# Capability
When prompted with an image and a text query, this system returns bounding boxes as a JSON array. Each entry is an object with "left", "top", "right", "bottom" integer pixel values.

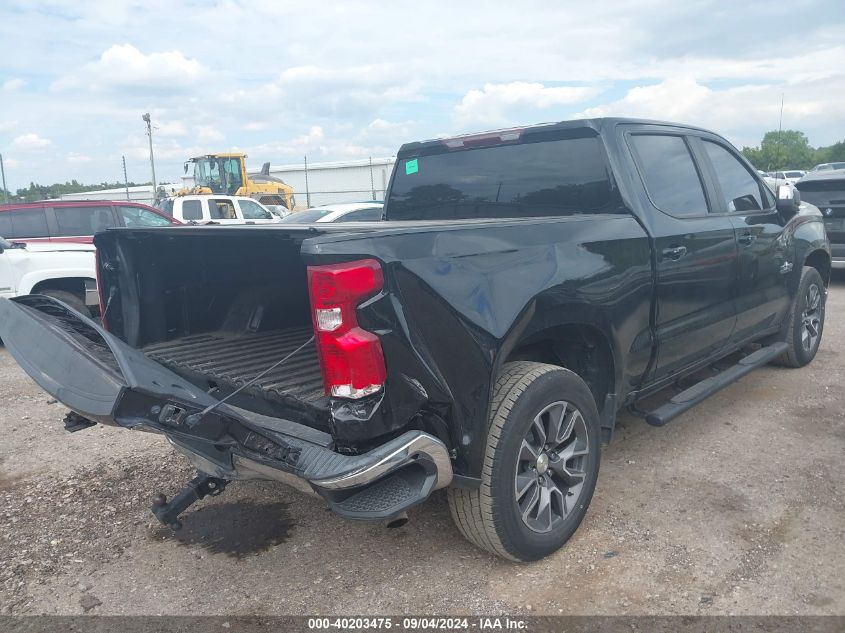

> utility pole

[
  {"left": 369, "top": 156, "right": 376, "bottom": 201},
  {"left": 122, "top": 156, "right": 130, "bottom": 200},
  {"left": 775, "top": 93, "right": 785, "bottom": 170},
  {"left": 304, "top": 155, "right": 311, "bottom": 208},
  {"left": 0, "top": 153, "right": 8, "bottom": 204},
  {"left": 142, "top": 113, "right": 157, "bottom": 198}
]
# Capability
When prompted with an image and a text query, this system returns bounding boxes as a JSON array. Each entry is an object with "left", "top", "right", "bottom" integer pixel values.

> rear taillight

[{"left": 307, "top": 259, "right": 387, "bottom": 399}]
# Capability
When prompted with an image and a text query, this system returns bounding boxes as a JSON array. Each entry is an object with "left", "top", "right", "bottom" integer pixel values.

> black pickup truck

[{"left": 0, "top": 118, "right": 830, "bottom": 562}]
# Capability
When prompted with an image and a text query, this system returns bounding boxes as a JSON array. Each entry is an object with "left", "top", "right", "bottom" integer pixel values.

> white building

[
  {"left": 59, "top": 157, "right": 397, "bottom": 209},
  {"left": 60, "top": 183, "right": 180, "bottom": 205},
  {"left": 179, "top": 157, "right": 396, "bottom": 208}
]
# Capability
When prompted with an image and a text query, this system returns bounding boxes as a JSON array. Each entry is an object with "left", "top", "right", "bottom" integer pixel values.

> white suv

[
  {"left": 0, "top": 237, "right": 98, "bottom": 316},
  {"left": 157, "top": 195, "right": 280, "bottom": 225}
]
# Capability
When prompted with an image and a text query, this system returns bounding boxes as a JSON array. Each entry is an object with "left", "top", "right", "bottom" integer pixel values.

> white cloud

[
  {"left": 2, "top": 78, "right": 25, "bottom": 91},
  {"left": 573, "top": 74, "right": 845, "bottom": 147},
  {"left": 194, "top": 125, "right": 224, "bottom": 143},
  {"left": 66, "top": 152, "right": 92, "bottom": 163},
  {"left": 53, "top": 44, "right": 206, "bottom": 91},
  {"left": 11, "top": 133, "right": 51, "bottom": 150},
  {"left": 3, "top": 158, "right": 22, "bottom": 168},
  {"left": 292, "top": 126, "right": 325, "bottom": 146},
  {"left": 455, "top": 82, "right": 603, "bottom": 127},
  {"left": 156, "top": 121, "right": 188, "bottom": 137}
]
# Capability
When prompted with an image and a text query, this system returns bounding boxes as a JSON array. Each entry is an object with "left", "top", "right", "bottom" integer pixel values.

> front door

[
  {"left": 698, "top": 139, "right": 792, "bottom": 343},
  {"left": 627, "top": 131, "right": 739, "bottom": 383}
]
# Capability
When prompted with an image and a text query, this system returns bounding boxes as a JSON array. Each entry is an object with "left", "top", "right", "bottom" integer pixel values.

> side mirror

[
  {"left": 0, "top": 237, "right": 25, "bottom": 253},
  {"left": 776, "top": 184, "right": 801, "bottom": 218},
  {"left": 184, "top": 162, "right": 189, "bottom": 174}
]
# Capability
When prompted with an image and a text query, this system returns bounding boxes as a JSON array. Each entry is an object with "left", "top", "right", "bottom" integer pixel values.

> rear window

[
  {"left": 280, "top": 208, "right": 334, "bottom": 223},
  {"left": 387, "top": 132, "right": 618, "bottom": 220},
  {"left": 796, "top": 179, "right": 845, "bottom": 193},
  {"left": 54, "top": 205, "right": 115, "bottom": 236},
  {"left": 0, "top": 208, "right": 50, "bottom": 238}
]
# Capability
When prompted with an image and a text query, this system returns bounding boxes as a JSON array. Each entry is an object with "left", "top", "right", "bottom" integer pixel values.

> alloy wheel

[
  {"left": 514, "top": 401, "right": 590, "bottom": 533},
  {"left": 801, "top": 283, "right": 823, "bottom": 352}
]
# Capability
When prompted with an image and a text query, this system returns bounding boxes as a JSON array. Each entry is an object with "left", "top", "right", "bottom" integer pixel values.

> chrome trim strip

[{"left": 309, "top": 432, "right": 453, "bottom": 491}]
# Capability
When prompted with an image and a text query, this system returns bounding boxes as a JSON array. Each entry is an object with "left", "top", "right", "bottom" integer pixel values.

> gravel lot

[{"left": 1, "top": 274, "right": 843, "bottom": 616}]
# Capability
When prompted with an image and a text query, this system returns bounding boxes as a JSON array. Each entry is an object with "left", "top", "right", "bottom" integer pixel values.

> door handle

[
  {"left": 738, "top": 233, "right": 757, "bottom": 246},
  {"left": 662, "top": 246, "right": 687, "bottom": 260}
]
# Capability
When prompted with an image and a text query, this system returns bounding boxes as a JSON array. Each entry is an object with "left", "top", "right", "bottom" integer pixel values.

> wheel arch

[
  {"left": 28, "top": 276, "right": 93, "bottom": 297},
  {"left": 804, "top": 248, "right": 831, "bottom": 286},
  {"left": 498, "top": 315, "right": 620, "bottom": 441}
]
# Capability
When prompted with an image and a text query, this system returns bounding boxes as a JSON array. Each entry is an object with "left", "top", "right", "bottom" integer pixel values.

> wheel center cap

[{"left": 536, "top": 453, "right": 549, "bottom": 475}]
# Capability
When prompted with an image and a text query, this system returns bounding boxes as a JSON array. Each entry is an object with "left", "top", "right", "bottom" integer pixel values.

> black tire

[
  {"left": 448, "top": 361, "right": 601, "bottom": 561},
  {"left": 39, "top": 289, "right": 91, "bottom": 317},
  {"left": 777, "top": 266, "right": 826, "bottom": 368}
]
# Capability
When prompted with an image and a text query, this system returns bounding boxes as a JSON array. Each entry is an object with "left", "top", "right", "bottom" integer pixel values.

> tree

[{"left": 741, "top": 130, "right": 814, "bottom": 171}]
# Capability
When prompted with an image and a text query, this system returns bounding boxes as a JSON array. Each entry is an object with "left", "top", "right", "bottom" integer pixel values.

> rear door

[
  {"left": 696, "top": 138, "right": 792, "bottom": 343},
  {"left": 626, "top": 129, "right": 739, "bottom": 382}
]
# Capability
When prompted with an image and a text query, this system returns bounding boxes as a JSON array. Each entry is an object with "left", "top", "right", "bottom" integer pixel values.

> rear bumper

[
  {"left": 171, "top": 427, "right": 453, "bottom": 519},
  {"left": 0, "top": 294, "right": 453, "bottom": 521}
]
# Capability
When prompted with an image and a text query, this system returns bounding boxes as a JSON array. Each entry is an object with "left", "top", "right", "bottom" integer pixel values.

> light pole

[
  {"left": 142, "top": 113, "right": 157, "bottom": 198},
  {"left": 0, "top": 153, "right": 8, "bottom": 204}
]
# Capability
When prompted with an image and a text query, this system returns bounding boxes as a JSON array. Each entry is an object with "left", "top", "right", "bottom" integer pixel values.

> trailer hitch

[{"left": 151, "top": 473, "right": 229, "bottom": 530}]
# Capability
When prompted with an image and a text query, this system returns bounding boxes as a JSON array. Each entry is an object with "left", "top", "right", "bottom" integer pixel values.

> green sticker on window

[{"left": 405, "top": 158, "right": 419, "bottom": 175}]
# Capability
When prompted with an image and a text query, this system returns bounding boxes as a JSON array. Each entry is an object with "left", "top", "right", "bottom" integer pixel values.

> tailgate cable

[{"left": 185, "top": 334, "right": 315, "bottom": 428}]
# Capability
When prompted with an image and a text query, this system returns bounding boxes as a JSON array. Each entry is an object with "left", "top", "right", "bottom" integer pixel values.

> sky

[{"left": 1, "top": 0, "right": 844, "bottom": 191}]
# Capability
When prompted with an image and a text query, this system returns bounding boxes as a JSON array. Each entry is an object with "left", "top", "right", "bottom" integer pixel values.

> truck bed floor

[{"left": 143, "top": 326, "right": 324, "bottom": 404}]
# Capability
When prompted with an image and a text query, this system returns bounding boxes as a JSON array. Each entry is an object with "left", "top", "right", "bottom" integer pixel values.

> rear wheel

[
  {"left": 777, "top": 266, "right": 826, "bottom": 367},
  {"left": 38, "top": 289, "right": 91, "bottom": 318},
  {"left": 448, "top": 361, "right": 601, "bottom": 561}
]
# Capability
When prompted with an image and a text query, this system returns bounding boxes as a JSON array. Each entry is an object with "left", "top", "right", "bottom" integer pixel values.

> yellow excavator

[{"left": 172, "top": 153, "right": 295, "bottom": 210}]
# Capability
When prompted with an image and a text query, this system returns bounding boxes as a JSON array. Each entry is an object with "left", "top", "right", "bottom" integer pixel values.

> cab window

[
  {"left": 54, "top": 206, "right": 114, "bottom": 236},
  {"left": 0, "top": 208, "right": 50, "bottom": 238},
  {"left": 210, "top": 199, "right": 237, "bottom": 219},
  {"left": 237, "top": 199, "right": 272, "bottom": 220},
  {"left": 629, "top": 134, "right": 709, "bottom": 216},
  {"left": 703, "top": 141, "right": 768, "bottom": 212},
  {"left": 181, "top": 200, "right": 203, "bottom": 221},
  {"left": 118, "top": 206, "right": 172, "bottom": 227}
]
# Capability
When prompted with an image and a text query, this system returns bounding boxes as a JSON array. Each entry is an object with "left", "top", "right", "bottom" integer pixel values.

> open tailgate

[{"left": 0, "top": 295, "right": 217, "bottom": 423}]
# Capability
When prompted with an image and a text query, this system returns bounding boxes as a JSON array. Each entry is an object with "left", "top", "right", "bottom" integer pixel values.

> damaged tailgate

[{"left": 0, "top": 294, "right": 218, "bottom": 423}]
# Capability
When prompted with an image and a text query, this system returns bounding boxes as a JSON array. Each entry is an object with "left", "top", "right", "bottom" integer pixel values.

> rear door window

[
  {"left": 0, "top": 213, "right": 13, "bottom": 238},
  {"left": 53, "top": 205, "right": 115, "bottom": 236},
  {"left": 181, "top": 200, "right": 203, "bottom": 221},
  {"left": 702, "top": 141, "right": 767, "bottom": 212},
  {"left": 629, "top": 134, "right": 709, "bottom": 216},
  {"left": 1, "top": 208, "right": 50, "bottom": 238},
  {"left": 210, "top": 198, "right": 237, "bottom": 220}
]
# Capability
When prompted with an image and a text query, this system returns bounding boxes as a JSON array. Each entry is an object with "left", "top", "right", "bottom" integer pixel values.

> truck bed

[{"left": 143, "top": 326, "right": 324, "bottom": 404}]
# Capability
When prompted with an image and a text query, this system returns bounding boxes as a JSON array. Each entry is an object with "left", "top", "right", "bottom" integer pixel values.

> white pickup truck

[{"left": 0, "top": 238, "right": 98, "bottom": 316}]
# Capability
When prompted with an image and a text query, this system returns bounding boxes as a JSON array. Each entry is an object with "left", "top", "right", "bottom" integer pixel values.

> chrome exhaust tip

[{"left": 385, "top": 511, "right": 409, "bottom": 529}]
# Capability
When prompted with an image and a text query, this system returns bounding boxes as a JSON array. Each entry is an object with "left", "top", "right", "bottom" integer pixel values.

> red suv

[{"left": 0, "top": 200, "right": 179, "bottom": 244}]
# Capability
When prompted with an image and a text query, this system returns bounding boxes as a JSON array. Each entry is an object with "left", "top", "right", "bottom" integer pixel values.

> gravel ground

[{"left": 1, "top": 274, "right": 843, "bottom": 616}]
